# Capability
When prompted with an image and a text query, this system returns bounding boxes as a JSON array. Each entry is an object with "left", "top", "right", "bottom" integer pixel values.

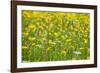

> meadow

[{"left": 22, "top": 10, "right": 90, "bottom": 62}]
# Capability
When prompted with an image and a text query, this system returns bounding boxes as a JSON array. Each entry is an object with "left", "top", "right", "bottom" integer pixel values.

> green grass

[{"left": 22, "top": 10, "right": 90, "bottom": 62}]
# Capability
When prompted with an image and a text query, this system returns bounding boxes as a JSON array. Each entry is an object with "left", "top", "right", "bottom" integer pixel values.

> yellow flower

[
  {"left": 28, "top": 24, "right": 36, "bottom": 30},
  {"left": 22, "top": 46, "right": 28, "bottom": 49},
  {"left": 54, "top": 32, "right": 58, "bottom": 36},
  {"left": 49, "top": 40, "right": 52, "bottom": 44},
  {"left": 23, "top": 32, "right": 28, "bottom": 36},
  {"left": 32, "top": 43, "right": 35, "bottom": 46},
  {"left": 27, "top": 14, "right": 32, "bottom": 18},
  {"left": 32, "top": 12, "right": 41, "bottom": 17},
  {"left": 49, "top": 23, "right": 54, "bottom": 29},
  {"left": 80, "top": 48, "right": 84, "bottom": 50},
  {"left": 83, "top": 16, "right": 90, "bottom": 24},
  {"left": 76, "top": 24, "right": 80, "bottom": 29},
  {"left": 67, "top": 13, "right": 76, "bottom": 20},
  {"left": 28, "top": 37, "right": 35, "bottom": 41},
  {"left": 59, "top": 13, "right": 65, "bottom": 16},
  {"left": 84, "top": 39, "right": 88, "bottom": 43},
  {"left": 23, "top": 11, "right": 32, "bottom": 18},
  {"left": 84, "top": 34, "right": 88, "bottom": 37},
  {"left": 66, "top": 39, "right": 72, "bottom": 42}
]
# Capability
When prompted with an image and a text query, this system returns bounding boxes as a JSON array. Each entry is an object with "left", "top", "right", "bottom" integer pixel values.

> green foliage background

[{"left": 22, "top": 10, "right": 90, "bottom": 62}]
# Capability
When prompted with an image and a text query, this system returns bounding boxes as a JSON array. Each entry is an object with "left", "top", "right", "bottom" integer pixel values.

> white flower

[{"left": 73, "top": 51, "right": 81, "bottom": 55}]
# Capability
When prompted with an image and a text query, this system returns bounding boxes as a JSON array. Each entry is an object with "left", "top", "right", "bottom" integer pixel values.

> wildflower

[
  {"left": 67, "top": 13, "right": 76, "bottom": 20},
  {"left": 28, "top": 24, "right": 36, "bottom": 30},
  {"left": 83, "top": 16, "right": 90, "bottom": 24},
  {"left": 32, "top": 12, "right": 40, "bottom": 17},
  {"left": 49, "top": 40, "right": 52, "bottom": 44},
  {"left": 49, "top": 23, "right": 54, "bottom": 29},
  {"left": 23, "top": 11, "right": 32, "bottom": 18},
  {"left": 54, "top": 32, "right": 58, "bottom": 36},
  {"left": 73, "top": 51, "right": 81, "bottom": 55},
  {"left": 84, "top": 34, "right": 88, "bottom": 37},
  {"left": 32, "top": 43, "right": 35, "bottom": 46},
  {"left": 76, "top": 24, "right": 80, "bottom": 29},
  {"left": 28, "top": 37, "right": 35, "bottom": 41},
  {"left": 36, "top": 45, "right": 42, "bottom": 48},
  {"left": 83, "top": 39, "right": 88, "bottom": 43},
  {"left": 22, "top": 46, "right": 28, "bottom": 49},
  {"left": 59, "top": 13, "right": 65, "bottom": 16},
  {"left": 23, "top": 32, "right": 28, "bottom": 36},
  {"left": 80, "top": 48, "right": 84, "bottom": 50}
]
